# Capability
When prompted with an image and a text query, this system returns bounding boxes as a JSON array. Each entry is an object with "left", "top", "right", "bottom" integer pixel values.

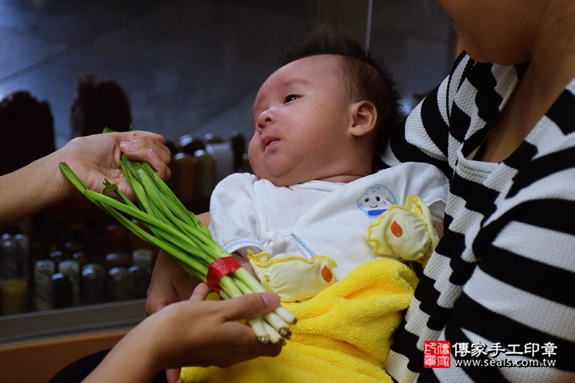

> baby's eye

[{"left": 284, "top": 95, "right": 299, "bottom": 103}]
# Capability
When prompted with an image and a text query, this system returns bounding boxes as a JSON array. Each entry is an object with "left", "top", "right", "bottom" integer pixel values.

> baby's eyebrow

[
  {"left": 252, "top": 77, "right": 310, "bottom": 113},
  {"left": 281, "top": 77, "right": 309, "bottom": 88},
  {"left": 275, "top": 77, "right": 311, "bottom": 97}
]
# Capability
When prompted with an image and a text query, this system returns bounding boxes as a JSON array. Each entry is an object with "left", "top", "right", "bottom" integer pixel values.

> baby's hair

[{"left": 276, "top": 27, "right": 403, "bottom": 171}]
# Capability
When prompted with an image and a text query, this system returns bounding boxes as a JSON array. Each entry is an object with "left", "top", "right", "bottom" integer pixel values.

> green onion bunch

[{"left": 59, "top": 155, "right": 296, "bottom": 344}]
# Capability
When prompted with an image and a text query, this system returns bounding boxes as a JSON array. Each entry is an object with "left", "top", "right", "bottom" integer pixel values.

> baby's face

[{"left": 249, "top": 55, "right": 358, "bottom": 186}]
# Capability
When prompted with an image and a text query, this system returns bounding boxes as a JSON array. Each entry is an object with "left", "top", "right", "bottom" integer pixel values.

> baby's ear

[{"left": 349, "top": 100, "right": 377, "bottom": 137}]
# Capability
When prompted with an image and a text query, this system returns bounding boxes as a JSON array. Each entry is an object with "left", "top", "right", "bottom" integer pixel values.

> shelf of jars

[{"left": 0, "top": 131, "right": 248, "bottom": 343}]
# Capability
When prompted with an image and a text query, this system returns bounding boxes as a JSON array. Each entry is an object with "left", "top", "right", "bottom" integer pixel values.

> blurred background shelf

[{"left": 0, "top": 0, "right": 455, "bottom": 148}]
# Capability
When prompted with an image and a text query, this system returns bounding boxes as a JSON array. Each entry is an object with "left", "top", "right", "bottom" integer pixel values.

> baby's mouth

[{"left": 263, "top": 136, "right": 279, "bottom": 148}]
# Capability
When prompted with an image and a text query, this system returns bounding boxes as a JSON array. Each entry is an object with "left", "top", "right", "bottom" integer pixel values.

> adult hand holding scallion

[{"left": 60, "top": 151, "right": 296, "bottom": 345}]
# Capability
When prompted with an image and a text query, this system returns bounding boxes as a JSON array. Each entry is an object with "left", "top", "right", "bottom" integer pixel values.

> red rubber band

[{"left": 206, "top": 256, "right": 242, "bottom": 293}]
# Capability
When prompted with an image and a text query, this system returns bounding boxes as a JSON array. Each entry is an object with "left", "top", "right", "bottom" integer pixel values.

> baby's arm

[{"left": 145, "top": 212, "right": 211, "bottom": 315}]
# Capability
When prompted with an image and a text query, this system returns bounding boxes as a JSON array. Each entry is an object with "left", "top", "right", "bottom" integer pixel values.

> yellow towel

[{"left": 180, "top": 258, "right": 417, "bottom": 383}]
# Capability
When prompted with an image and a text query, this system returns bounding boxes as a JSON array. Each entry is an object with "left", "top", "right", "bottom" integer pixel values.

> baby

[
  {"left": 207, "top": 31, "right": 446, "bottom": 290},
  {"left": 179, "top": 30, "right": 448, "bottom": 382}
]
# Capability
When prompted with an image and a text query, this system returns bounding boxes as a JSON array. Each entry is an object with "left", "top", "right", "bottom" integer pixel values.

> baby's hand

[
  {"left": 247, "top": 251, "right": 337, "bottom": 302},
  {"left": 367, "top": 194, "right": 439, "bottom": 266}
]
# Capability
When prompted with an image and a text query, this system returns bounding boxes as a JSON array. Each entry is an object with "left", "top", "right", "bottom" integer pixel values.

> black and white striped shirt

[{"left": 382, "top": 53, "right": 575, "bottom": 382}]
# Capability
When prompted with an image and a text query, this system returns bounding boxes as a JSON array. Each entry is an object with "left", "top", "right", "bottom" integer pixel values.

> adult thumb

[{"left": 222, "top": 292, "right": 281, "bottom": 321}]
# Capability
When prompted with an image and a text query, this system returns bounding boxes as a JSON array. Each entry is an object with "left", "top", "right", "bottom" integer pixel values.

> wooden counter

[{"left": 0, "top": 329, "right": 129, "bottom": 383}]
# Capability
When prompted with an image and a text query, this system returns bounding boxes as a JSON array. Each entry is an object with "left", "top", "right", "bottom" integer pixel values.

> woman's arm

[
  {"left": 84, "top": 284, "right": 282, "bottom": 383},
  {"left": 0, "top": 131, "right": 170, "bottom": 229}
]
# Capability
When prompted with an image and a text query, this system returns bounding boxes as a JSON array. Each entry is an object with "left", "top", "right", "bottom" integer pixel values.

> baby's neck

[
  {"left": 314, "top": 172, "right": 369, "bottom": 184},
  {"left": 264, "top": 166, "right": 372, "bottom": 187}
]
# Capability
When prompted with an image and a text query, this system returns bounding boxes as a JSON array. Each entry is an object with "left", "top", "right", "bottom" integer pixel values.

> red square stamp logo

[{"left": 423, "top": 340, "right": 451, "bottom": 368}]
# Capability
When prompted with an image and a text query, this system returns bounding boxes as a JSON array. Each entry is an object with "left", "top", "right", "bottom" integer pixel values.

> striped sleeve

[
  {"left": 430, "top": 159, "right": 575, "bottom": 382},
  {"left": 383, "top": 53, "right": 575, "bottom": 382}
]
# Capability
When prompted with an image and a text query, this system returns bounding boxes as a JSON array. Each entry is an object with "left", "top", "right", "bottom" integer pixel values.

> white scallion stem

[
  {"left": 219, "top": 275, "right": 243, "bottom": 299},
  {"left": 233, "top": 277, "right": 253, "bottom": 295},
  {"left": 231, "top": 276, "right": 292, "bottom": 338},
  {"left": 234, "top": 268, "right": 266, "bottom": 293},
  {"left": 274, "top": 306, "right": 297, "bottom": 325},
  {"left": 262, "top": 311, "right": 291, "bottom": 338},
  {"left": 219, "top": 290, "right": 230, "bottom": 300},
  {"left": 249, "top": 318, "right": 270, "bottom": 344},
  {"left": 262, "top": 321, "right": 285, "bottom": 345},
  {"left": 233, "top": 267, "right": 297, "bottom": 325}
]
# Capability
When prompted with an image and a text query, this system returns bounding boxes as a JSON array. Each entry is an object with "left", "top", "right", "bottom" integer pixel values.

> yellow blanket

[{"left": 180, "top": 258, "right": 417, "bottom": 383}]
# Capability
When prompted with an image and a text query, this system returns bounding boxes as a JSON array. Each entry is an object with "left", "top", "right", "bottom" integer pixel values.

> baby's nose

[{"left": 256, "top": 109, "right": 273, "bottom": 131}]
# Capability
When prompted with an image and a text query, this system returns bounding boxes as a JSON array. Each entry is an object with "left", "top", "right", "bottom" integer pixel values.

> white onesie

[{"left": 208, "top": 162, "right": 448, "bottom": 280}]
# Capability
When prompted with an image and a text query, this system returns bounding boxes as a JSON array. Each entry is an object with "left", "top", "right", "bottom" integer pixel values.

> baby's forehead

[
  {"left": 279, "top": 54, "right": 346, "bottom": 75},
  {"left": 253, "top": 55, "right": 349, "bottom": 110},
  {"left": 262, "top": 55, "right": 346, "bottom": 90}
]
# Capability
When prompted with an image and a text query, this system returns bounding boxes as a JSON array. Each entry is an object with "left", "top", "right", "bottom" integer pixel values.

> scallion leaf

[{"left": 59, "top": 153, "right": 296, "bottom": 344}]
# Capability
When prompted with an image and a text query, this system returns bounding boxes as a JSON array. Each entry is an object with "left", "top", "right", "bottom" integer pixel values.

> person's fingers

[
  {"left": 144, "top": 146, "right": 172, "bottom": 180},
  {"left": 119, "top": 133, "right": 171, "bottom": 179},
  {"left": 189, "top": 283, "right": 211, "bottom": 302},
  {"left": 248, "top": 340, "right": 283, "bottom": 358},
  {"left": 165, "top": 368, "right": 181, "bottom": 383},
  {"left": 219, "top": 292, "right": 281, "bottom": 321},
  {"left": 122, "top": 130, "right": 166, "bottom": 143},
  {"left": 120, "top": 138, "right": 170, "bottom": 162}
]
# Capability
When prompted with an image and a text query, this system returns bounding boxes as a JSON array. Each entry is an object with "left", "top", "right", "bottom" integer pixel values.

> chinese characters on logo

[
  {"left": 423, "top": 341, "right": 558, "bottom": 369},
  {"left": 424, "top": 340, "right": 451, "bottom": 368}
]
